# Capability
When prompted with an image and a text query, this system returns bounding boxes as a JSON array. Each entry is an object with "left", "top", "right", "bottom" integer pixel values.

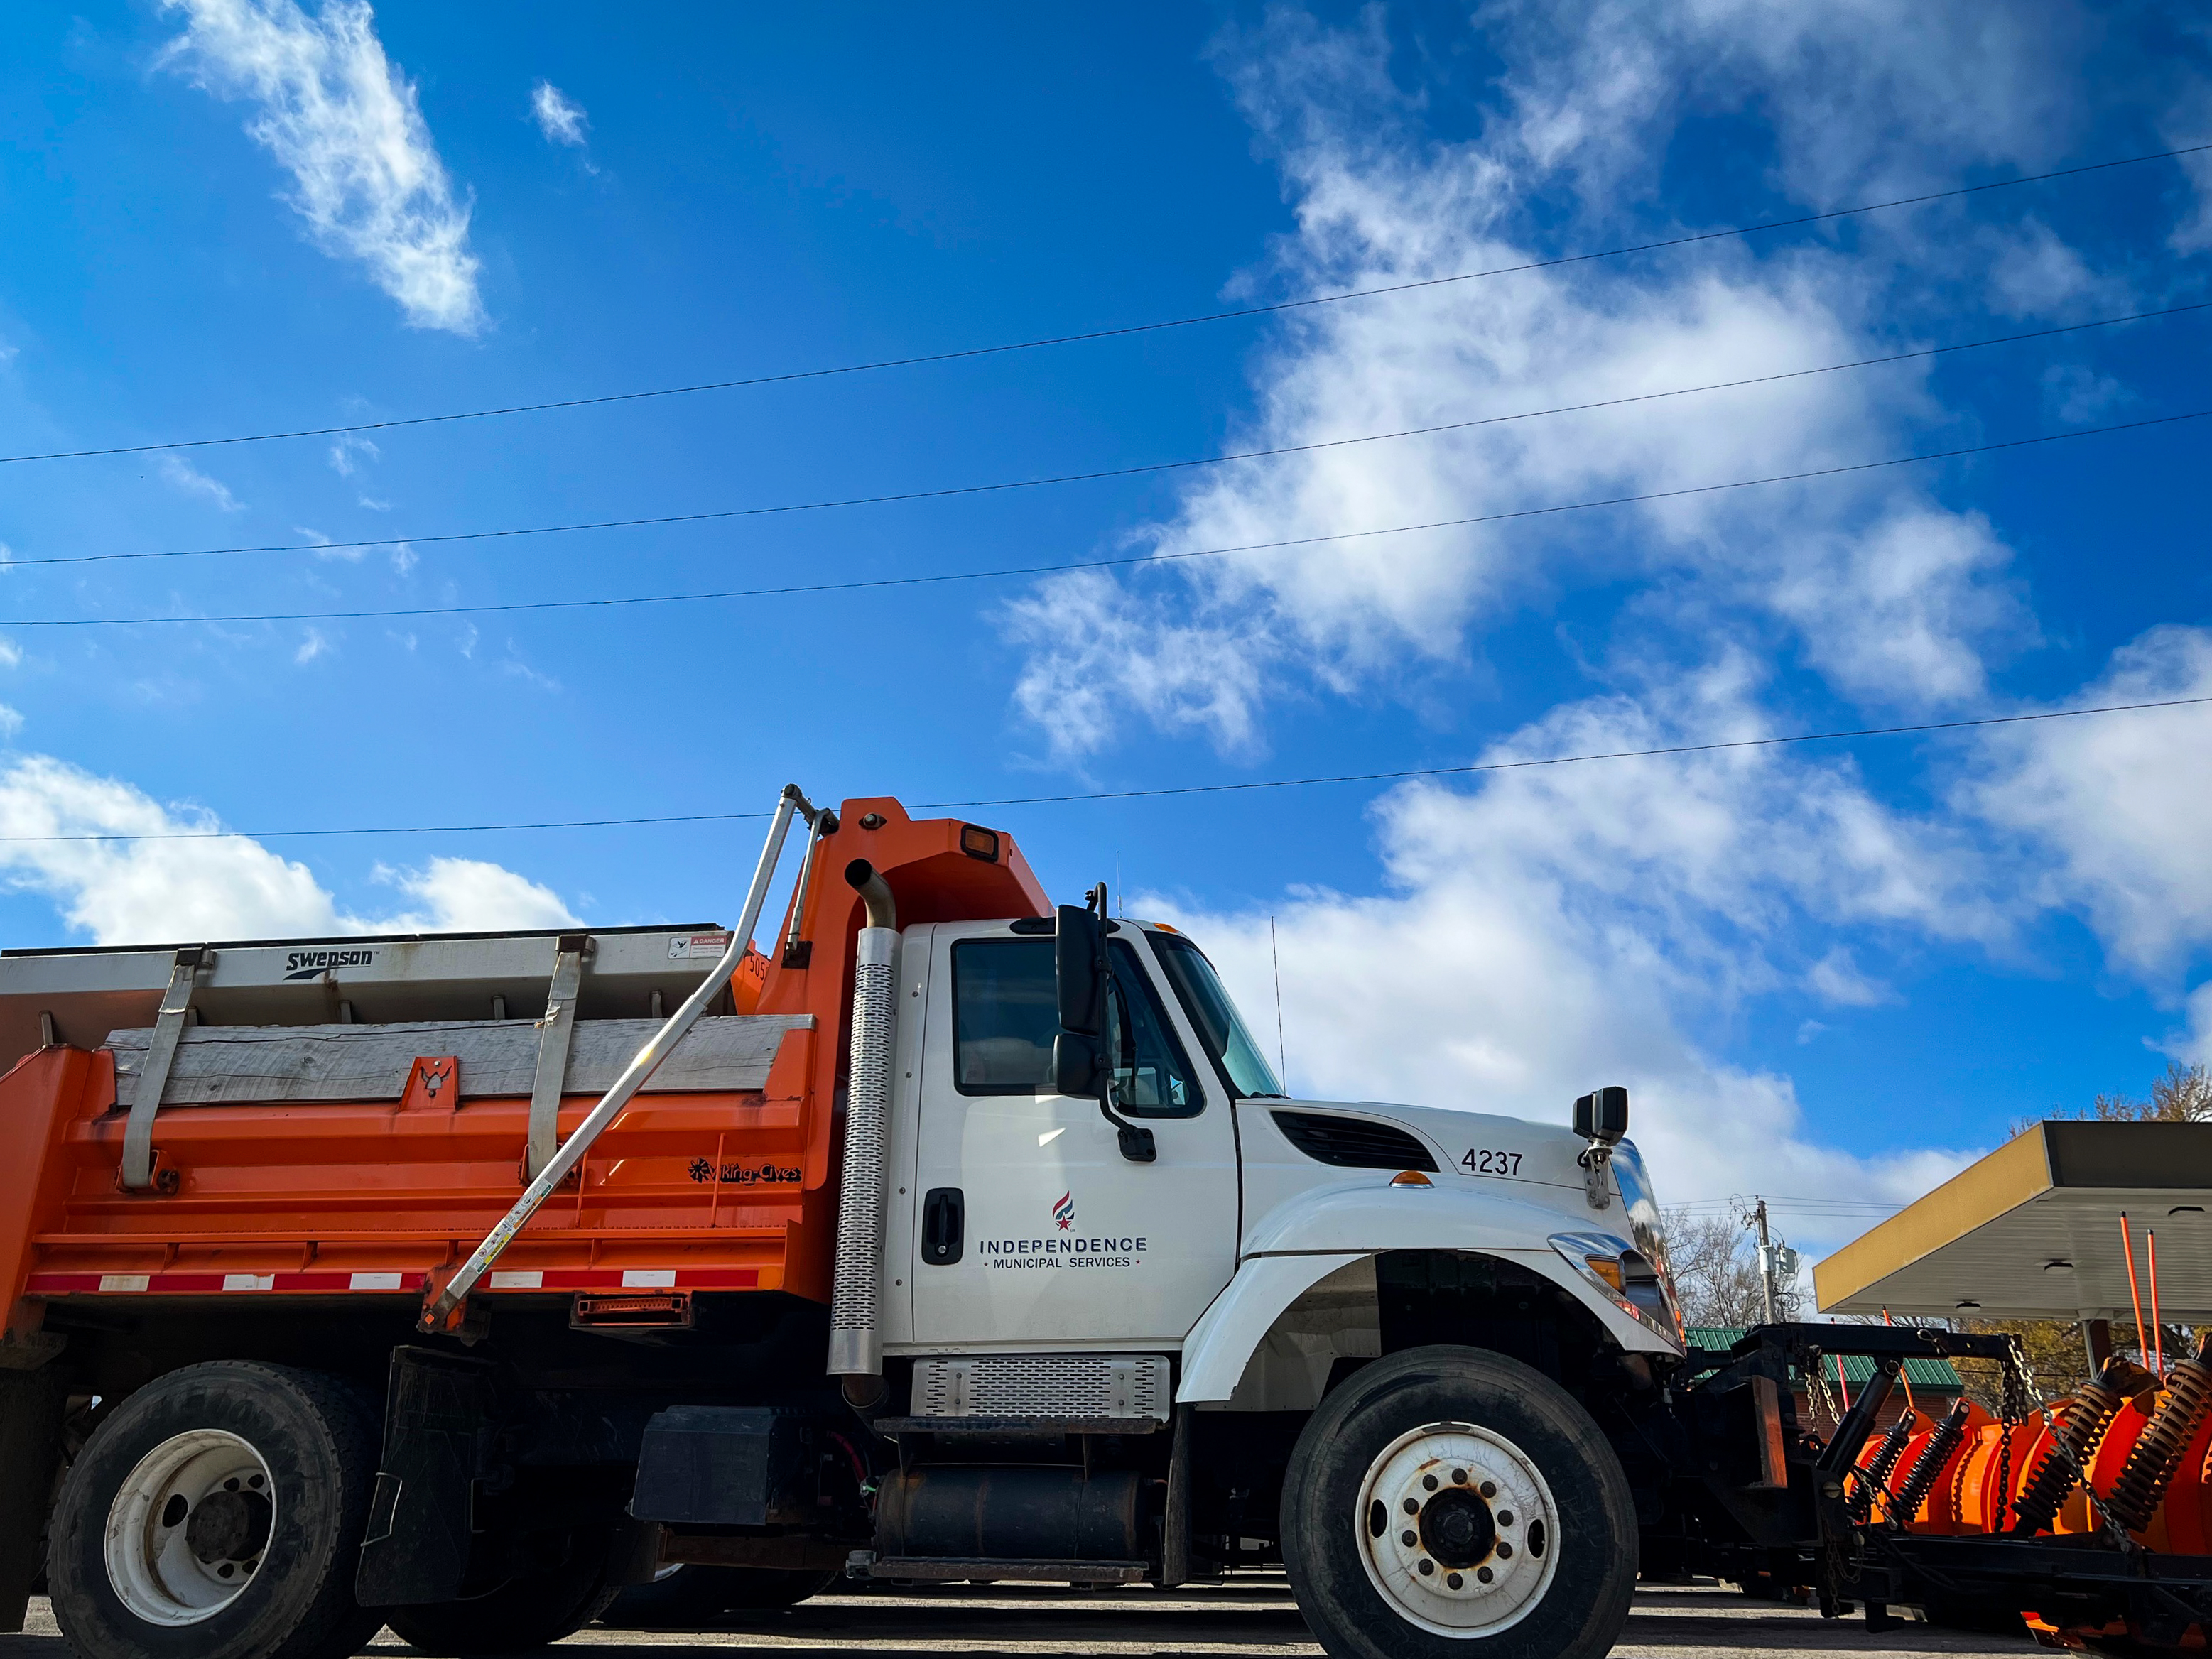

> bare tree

[
  {"left": 2014, "top": 1062, "right": 2212, "bottom": 1136},
  {"left": 1663, "top": 1208, "right": 1767, "bottom": 1328}
]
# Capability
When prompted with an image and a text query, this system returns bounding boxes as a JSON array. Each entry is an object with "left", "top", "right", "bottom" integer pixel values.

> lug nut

[
  {"left": 1497, "top": 1541, "right": 1514, "bottom": 1560},
  {"left": 1452, "top": 1467, "right": 1468, "bottom": 1484},
  {"left": 1497, "top": 1509, "right": 1513, "bottom": 1525},
  {"left": 1480, "top": 1481, "right": 1497, "bottom": 1498},
  {"left": 1478, "top": 1566, "right": 1495, "bottom": 1583},
  {"left": 1402, "top": 1530, "right": 1418, "bottom": 1546},
  {"left": 1423, "top": 1474, "right": 1438, "bottom": 1491},
  {"left": 1447, "top": 1572, "right": 1465, "bottom": 1589},
  {"left": 1404, "top": 1498, "right": 1419, "bottom": 1515},
  {"left": 1418, "top": 1559, "right": 1436, "bottom": 1576}
]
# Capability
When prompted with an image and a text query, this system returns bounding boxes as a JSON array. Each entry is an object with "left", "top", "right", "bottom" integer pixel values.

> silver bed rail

[{"left": 420, "top": 783, "right": 817, "bottom": 1332}]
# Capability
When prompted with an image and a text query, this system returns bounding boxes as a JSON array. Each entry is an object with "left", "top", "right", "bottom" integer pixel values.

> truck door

[{"left": 906, "top": 921, "right": 1238, "bottom": 1349}]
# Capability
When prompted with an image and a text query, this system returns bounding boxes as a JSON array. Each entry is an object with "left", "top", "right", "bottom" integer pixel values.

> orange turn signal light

[
  {"left": 1583, "top": 1255, "right": 1625, "bottom": 1290},
  {"left": 1389, "top": 1170, "right": 1433, "bottom": 1187}
]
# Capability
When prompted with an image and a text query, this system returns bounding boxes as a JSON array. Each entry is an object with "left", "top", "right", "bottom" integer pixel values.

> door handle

[{"left": 921, "top": 1187, "right": 964, "bottom": 1266}]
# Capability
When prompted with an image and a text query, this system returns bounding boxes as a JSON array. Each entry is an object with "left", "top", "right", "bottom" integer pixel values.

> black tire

[
  {"left": 46, "top": 1362, "right": 383, "bottom": 1659},
  {"left": 379, "top": 1528, "right": 620, "bottom": 1654},
  {"left": 600, "top": 1562, "right": 838, "bottom": 1627},
  {"left": 1281, "top": 1345, "right": 1637, "bottom": 1659}
]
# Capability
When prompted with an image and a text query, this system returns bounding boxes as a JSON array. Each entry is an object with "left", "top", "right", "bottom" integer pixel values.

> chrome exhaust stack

[{"left": 828, "top": 859, "right": 899, "bottom": 1400}]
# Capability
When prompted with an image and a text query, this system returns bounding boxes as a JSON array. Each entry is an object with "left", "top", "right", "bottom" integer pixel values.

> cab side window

[
  {"left": 948, "top": 935, "right": 1204, "bottom": 1116},
  {"left": 1106, "top": 940, "right": 1203, "bottom": 1117},
  {"left": 951, "top": 939, "right": 1057, "bottom": 1094}
]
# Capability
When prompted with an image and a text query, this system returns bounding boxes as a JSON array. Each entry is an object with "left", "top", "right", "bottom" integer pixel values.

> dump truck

[{"left": 0, "top": 785, "right": 2157, "bottom": 1659}]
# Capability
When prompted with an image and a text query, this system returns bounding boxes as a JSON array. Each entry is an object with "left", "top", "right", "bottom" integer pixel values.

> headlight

[
  {"left": 1607, "top": 1140, "right": 1685, "bottom": 1336},
  {"left": 1549, "top": 1232, "right": 1682, "bottom": 1347}
]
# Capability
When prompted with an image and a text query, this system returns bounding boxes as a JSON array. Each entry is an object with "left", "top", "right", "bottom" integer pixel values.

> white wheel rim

[
  {"left": 1354, "top": 1420, "right": 1561, "bottom": 1639},
  {"left": 102, "top": 1429, "right": 276, "bottom": 1626}
]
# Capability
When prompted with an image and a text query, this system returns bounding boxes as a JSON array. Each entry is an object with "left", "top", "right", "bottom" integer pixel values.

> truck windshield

[{"left": 1147, "top": 930, "right": 1286, "bottom": 1099}]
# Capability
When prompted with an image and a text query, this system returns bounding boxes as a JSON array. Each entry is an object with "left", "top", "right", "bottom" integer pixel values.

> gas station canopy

[{"left": 1816, "top": 1121, "right": 2212, "bottom": 1322}]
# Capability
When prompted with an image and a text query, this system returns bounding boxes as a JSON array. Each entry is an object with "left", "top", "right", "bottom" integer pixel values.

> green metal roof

[{"left": 1684, "top": 1327, "right": 1964, "bottom": 1390}]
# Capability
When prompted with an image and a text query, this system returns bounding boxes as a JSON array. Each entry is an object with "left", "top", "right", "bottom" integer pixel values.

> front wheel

[{"left": 1281, "top": 1345, "right": 1637, "bottom": 1659}]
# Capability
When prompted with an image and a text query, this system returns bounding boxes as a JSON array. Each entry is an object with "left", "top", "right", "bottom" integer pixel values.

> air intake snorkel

[{"left": 828, "top": 859, "right": 899, "bottom": 1408}]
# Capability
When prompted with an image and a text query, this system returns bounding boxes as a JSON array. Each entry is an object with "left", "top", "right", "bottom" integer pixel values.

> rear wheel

[
  {"left": 1281, "top": 1346, "right": 1637, "bottom": 1659},
  {"left": 379, "top": 1528, "right": 620, "bottom": 1654},
  {"left": 45, "top": 1362, "right": 381, "bottom": 1659}
]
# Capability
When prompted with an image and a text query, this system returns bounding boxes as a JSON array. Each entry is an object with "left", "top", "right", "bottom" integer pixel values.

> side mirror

[
  {"left": 1053, "top": 1032, "right": 1103, "bottom": 1100},
  {"left": 1573, "top": 1085, "right": 1629, "bottom": 1146},
  {"left": 1055, "top": 903, "right": 1105, "bottom": 1036}
]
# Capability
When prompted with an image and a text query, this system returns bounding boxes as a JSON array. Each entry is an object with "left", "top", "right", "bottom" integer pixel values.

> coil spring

[
  {"left": 1853, "top": 1414, "right": 1919, "bottom": 1520},
  {"left": 1893, "top": 1400, "right": 1972, "bottom": 1521},
  {"left": 2107, "top": 1349, "right": 2212, "bottom": 1533},
  {"left": 2010, "top": 1358, "right": 2154, "bottom": 1536}
]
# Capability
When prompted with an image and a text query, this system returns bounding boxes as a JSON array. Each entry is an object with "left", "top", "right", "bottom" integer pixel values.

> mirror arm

[{"left": 1087, "top": 883, "right": 1156, "bottom": 1164}]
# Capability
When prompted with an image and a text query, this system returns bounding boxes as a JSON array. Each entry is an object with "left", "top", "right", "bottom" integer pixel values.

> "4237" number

[{"left": 1460, "top": 1148, "right": 1522, "bottom": 1176}]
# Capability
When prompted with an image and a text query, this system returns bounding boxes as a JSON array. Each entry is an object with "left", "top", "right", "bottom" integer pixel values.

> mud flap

[
  {"left": 355, "top": 1347, "right": 502, "bottom": 1607},
  {"left": 0, "top": 1366, "right": 67, "bottom": 1633}
]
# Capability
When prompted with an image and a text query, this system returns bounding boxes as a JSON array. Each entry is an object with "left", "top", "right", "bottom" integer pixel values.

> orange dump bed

[{"left": 0, "top": 798, "right": 1047, "bottom": 1355}]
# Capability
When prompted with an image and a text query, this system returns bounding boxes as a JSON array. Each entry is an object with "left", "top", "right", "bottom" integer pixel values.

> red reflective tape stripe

[{"left": 28, "top": 1265, "right": 759, "bottom": 1295}]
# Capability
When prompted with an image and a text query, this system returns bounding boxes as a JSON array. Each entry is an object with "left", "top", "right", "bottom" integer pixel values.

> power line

[
  {"left": 10, "top": 402, "right": 2208, "bottom": 628},
  {"left": 4, "top": 141, "right": 2203, "bottom": 471},
  {"left": 7, "top": 304, "right": 2208, "bottom": 582},
  {"left": 6, "top": 692, "right": 2205, "bottom": 844}
]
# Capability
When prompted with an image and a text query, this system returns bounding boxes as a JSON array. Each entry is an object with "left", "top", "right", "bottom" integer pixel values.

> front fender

[{"left": 1179, "top": 1182, "right": 1681, "bottom": 1403}]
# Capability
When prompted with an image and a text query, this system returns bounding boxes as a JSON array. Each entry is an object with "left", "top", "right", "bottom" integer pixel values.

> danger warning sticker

[{"left": 668, "top": 932, "right": 732, "bottom": 962}]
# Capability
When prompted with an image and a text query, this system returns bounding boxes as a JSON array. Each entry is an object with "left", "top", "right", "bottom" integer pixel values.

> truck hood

[{"left": 1292, "top": 1098, "right": 1605, "bottom": 1219}]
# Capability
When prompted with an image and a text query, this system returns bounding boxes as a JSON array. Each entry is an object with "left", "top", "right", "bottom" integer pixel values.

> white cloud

[
  {"left": 375, "top": 858, "right": 579, "bottom": 932},
  {"left": 159, "top": 453, "right": 246, "bottom": 511},
  {"left": 0, "top": 753, "right": 578, "bottom": 943},
  {"left": 1967, "top": 626, "right": 2212, "bottom": 977},
  {"left": 2042, "top": 362, "right": 2129, "bottom": 425},
  {"left": 531, "top": 80, "right": 587, "bottom": 147},
  {"left": 2178, "top": 982, "right": 2212, "bottom": 1067},
  {"left": 0, "top": 636, "right": 21, "bottom": 668},
  {"left": 386, "top": 538, "right": 415, "bottom": 573},
  {"left": 327, "top": 430, "right": 379, "bottom": 476},
  {"left": 294, "top": 627, "right": 330, "bottom": 663},
  {"left": 1983, "top": 219, "right": 2123, "bottom": 320},
  {"left": 499, "top": 649, "right": 558, "bottom": 693},
  {"left": 162, "top": 0, "right": 484, "bottom": 334},
  {"left": 1807, "top": 947, "right": 1891, "bottom": 1007},
  {"left": 1141, "top": 697, "right": 1986, "bottom": 1231},
  {"left": 0, "top": 705, "right": 23, "bottom": 739},
  {"left": 1002, "top": 9, "right": 2078, "bottom": 760}
]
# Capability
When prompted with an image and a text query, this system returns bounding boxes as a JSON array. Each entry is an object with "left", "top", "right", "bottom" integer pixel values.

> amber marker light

[{"left": 1389, "top": 1170, "right": 1433, "bottom": 1187}]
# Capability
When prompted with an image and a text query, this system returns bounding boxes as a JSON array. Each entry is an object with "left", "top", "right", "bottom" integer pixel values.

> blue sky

[{"left": 1, "top": 1, "right": 2208, "bottom": 1255}]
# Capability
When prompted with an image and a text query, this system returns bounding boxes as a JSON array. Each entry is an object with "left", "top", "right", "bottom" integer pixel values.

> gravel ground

[{"left": 4, "top": 1579, "right": 2037, "bottom": 1658}]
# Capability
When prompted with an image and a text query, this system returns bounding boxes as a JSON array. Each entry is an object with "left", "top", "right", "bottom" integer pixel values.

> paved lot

[{"left": 5, "top": 1580, "right": 2034, "bottom": 1658}]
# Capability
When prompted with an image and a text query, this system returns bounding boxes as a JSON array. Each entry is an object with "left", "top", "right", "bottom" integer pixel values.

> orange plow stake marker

[{"left": 2122, "top": 1212, "right": 2148, "bottom": 1366}]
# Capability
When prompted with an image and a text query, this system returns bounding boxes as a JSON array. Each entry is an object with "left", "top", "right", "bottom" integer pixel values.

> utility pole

[{"left": 1752, "top": 1198, "right": 1778, "bottom": 1325}]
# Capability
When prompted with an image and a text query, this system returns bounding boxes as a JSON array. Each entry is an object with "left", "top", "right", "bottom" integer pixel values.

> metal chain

[
  {"left": 1995, "top": 1338, "right": 2022, "bottom": 1531},
  {"left": 1810, "top": 1350, "right": 1843, "bottom": 1435},
  {"left": 2008, "top": 1332, "right": 2133, "bottom": 1548}
]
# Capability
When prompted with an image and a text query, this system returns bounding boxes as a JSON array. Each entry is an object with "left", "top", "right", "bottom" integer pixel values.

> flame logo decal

[{"left": 1053, "top": 1191, "right": 1075, "bottom": 1231}]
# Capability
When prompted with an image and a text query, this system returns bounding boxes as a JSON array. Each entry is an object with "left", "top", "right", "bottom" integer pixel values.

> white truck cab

[{"left": 884, "top": 915, "right": 1681, "bottom": 1379}]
